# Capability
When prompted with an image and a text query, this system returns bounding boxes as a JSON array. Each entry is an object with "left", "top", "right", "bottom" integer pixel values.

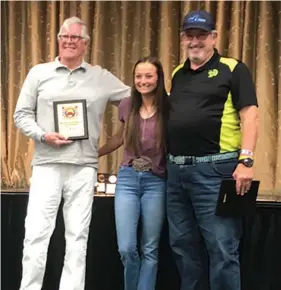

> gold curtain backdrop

[{"left": 1, "top": 1, "right": 281, "bottom": 200}]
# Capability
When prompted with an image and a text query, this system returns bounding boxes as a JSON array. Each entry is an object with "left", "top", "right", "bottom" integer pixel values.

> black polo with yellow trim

[{"left": 167, "top": 49, "right": 258, "bottom": 156}]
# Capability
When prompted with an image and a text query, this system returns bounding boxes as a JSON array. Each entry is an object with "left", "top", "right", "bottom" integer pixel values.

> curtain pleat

[{"left": 1, "top": 1, "right": 280, "bottom": 199}]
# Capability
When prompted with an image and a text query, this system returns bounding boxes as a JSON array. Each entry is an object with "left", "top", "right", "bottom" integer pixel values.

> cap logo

[{"left": 188, "top": 14, "right": 206, "bottom": 23}]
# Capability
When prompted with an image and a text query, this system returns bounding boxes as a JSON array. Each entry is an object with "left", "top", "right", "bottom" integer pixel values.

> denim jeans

[
  {"left": 166, "top": 158, "right": 242, "bottom": 290},
  {"left": 115, "top": 166, "right": 166, "bottom": 290}
]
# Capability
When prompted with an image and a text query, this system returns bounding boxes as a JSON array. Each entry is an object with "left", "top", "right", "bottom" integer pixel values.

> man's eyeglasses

[
  {"left": 58, "top": 34, "right": 85, "bottom": 42},
  {"left": 184, "top": 32, "right": 211, "bottom": 41}
]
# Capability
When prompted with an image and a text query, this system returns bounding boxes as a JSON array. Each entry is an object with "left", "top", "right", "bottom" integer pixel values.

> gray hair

[{"left": 57, "top": 16, "right": 90, "bottom": 42}]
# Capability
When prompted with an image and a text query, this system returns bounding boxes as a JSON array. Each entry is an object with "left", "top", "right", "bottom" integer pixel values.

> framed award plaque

[{"left": 53, "top": 99, "right": 89, "bottom": 140}]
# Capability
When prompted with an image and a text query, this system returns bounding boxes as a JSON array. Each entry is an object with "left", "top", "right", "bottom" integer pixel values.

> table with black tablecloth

[{"left": 1, "top": 193, "right": 281, "bottom": 290}]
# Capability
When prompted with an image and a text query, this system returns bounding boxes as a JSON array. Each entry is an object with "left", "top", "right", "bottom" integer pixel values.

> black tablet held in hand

[{"left": 216, "top": 179, "right": 260, "bottom": 218}]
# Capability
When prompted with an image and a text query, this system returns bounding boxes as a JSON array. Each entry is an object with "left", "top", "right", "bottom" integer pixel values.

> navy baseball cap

[{"left": 181, "top": 10, "right": 215, "bottom": 32}]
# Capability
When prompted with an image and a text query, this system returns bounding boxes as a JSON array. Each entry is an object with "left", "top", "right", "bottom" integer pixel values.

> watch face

[{"left": 241, "top": 158, "right": 254, "bottom": 167}]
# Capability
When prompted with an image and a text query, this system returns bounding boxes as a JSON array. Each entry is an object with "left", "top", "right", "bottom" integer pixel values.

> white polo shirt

[{"left": 14, "top": 58, "right": 131, "bottom": 168}]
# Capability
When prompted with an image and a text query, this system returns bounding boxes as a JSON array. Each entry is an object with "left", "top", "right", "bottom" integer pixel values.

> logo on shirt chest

[{"left": 208, "top": 69, "right": 219, "bottom": 78}]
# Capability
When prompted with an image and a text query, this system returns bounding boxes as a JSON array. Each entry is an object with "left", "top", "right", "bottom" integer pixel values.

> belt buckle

[
  {"left": 185, "top": 156, "right": 193, "bottom": 165},
  {"left": 172, "top": 155, "right": 194, "bottom": 165},
  {"left": 132, "top": 158, "right": 152, "bottom": 172}
]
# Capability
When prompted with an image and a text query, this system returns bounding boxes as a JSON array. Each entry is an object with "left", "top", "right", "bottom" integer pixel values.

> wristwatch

[
  {"left": 40, "top": 133, "right": 46, "bottom": 144},
  {"left": 238, "top": 157, "right": 254, "bottom": 168}
]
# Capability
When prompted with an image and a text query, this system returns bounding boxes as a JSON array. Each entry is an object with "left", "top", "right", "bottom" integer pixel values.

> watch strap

[{"left": 239, "top": 155, "right": 254, "bottom": 161}]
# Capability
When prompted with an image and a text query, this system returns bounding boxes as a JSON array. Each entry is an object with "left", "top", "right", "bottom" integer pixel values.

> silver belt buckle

[{"left": 132, "top": 157, "right": 152, "bottom": 172}]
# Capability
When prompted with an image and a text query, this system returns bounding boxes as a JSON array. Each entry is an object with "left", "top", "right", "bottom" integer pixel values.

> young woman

[{"left": 98, "top": 56, "right": 168, "bottom": 290}]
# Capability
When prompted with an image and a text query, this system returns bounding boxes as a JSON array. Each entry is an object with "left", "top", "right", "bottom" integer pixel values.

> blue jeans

[
  {"left": 115, "top": 166, "right": 166, "bottom": 290},
  {"left": 166, "top": 158, "right": 242, "bottom": 290}
]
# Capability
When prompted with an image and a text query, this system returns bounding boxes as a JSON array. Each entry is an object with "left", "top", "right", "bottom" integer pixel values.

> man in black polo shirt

[{"left": 166, "top": 10, "right": 259, "bottom": 290}]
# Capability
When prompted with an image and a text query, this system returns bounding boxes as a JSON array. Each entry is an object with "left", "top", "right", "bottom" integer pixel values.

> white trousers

[{"left": 19, "top": 163, "right": 97, "bottom": 290}]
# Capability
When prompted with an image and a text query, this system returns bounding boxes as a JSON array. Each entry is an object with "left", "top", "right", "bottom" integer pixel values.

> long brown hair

[{"left": 124, "top": 56, "right": 169, "bottom": 155}]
